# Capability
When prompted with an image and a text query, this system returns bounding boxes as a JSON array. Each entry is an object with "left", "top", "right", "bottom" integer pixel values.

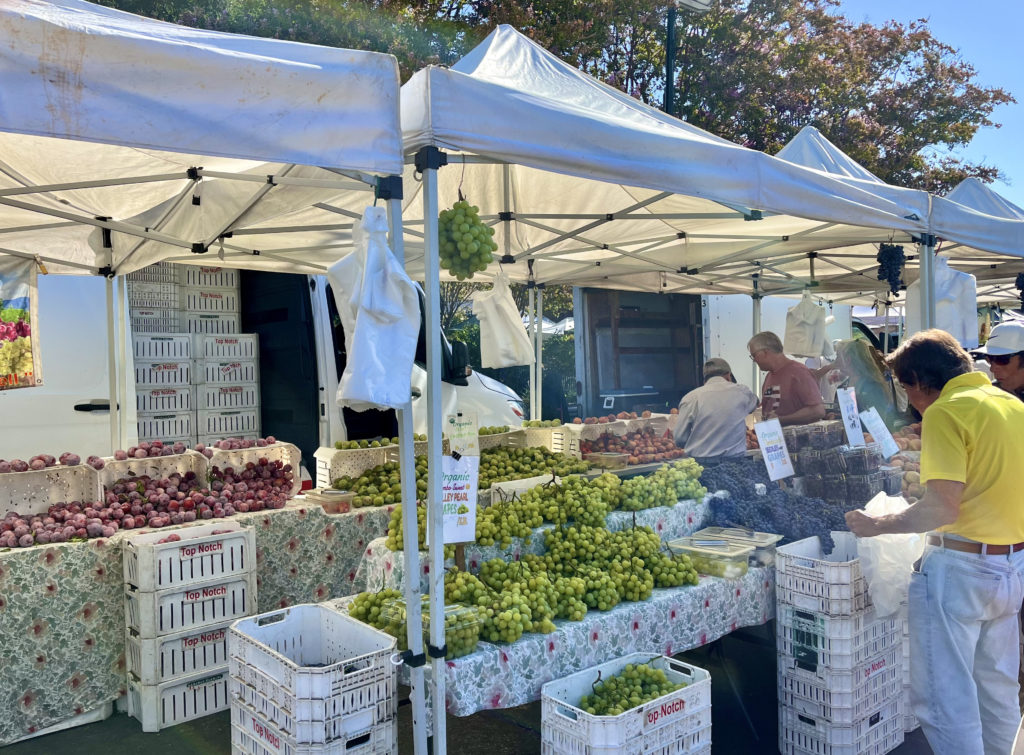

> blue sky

[{"left": 836, "top": 1, "right": 1024, "bottom": 209}]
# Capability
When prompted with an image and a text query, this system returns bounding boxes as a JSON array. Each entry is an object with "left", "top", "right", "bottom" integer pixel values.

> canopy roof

[{"left": 0, "top": 0, "right": 403, "bottom": 275}]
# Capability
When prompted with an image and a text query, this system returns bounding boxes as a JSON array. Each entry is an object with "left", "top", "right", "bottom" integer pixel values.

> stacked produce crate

[
  {"left": 228, "top": 603, "right": 399, "bottom": 754},
  {"left": 122, "top": 522, "right": 257, "bottom": 732},
  {"left": 776, "top": 535, "right": 905, "bottom": 755},
  {"left": 193, "top": 333, "right": 261, "bottom": 447},
  {"left": 133, "top": 334, "right": 195, "bottom": 446}
]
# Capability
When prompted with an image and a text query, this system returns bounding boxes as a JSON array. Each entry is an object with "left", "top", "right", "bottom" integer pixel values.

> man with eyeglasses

[
  {"left": 747, "top": 331, "right": 825, "bottom": 426},
  {"left": 846, "top": 329, "right": 1024, "bottom": 755},
  {"left": 972, "top": 320, "right": 1024, "bottom": 401}
]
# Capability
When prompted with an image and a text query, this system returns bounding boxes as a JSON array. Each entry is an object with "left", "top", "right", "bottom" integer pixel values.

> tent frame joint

[
  {"left": 375, "top": 176, "right": 403, "bottom": 201},
  {"left": 744, "top": 210, "right": 763, "bottom": 221},
  {"left": 414, "top": 147, "right": 447, "bottom": 173}
]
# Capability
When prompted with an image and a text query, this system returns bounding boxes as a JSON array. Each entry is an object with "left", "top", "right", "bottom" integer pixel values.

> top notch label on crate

[
  {"left": 643, "top": 696, "right": 687, "bottom": 730},
  {"left": 179, "top": 540, "right": 224, "bottom": 559},
  {"left": 218, "top": 386, "right": 244, "bottom": 394},
  {"left": 248, "top": 715, "right": 282, "bottom": 752},
  {"left": 149, "top": 388, "right": 180, "bottom": 396},
  {"left": 199, "top": 291, "right": 226, "bottom": 300},
  {"left": 199, "top": 267, "right": 223, "bottom": 274},
  {"left": 186, "top": 671, "right": 226, "bottom": 689},
  {"left": 864, "top": 656, "right": 887, "bottom": 679},
  {"left": 184, "top": 584, "right": 228, "bottom": 602},
  {"left": 214, "top": 338, "right": 239, "bottom": 345},
  {"left": 219, "top": 362, "right": 242, "bottom": 374},
  {"left": 180, "top": 627, "right": 226, "bottom": 651}
]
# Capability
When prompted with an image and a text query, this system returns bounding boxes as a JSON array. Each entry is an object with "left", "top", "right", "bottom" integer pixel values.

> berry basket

[
  {"left": 193, "top": 333, "right": 259, "bottom": 360},
  {"left": 132, "top": 334, "right": 192, "bottom": 360},
  {"left": 126, "top": 619, "right": 233, "bottom": 685},
  {"left": 125, "top": 573, "right": 257, "bottom": 638},
  {"left": 230, "top": 702, "right": 396, "bottom": 755},
  {"left": 0, "top": 463, "right": 103, "bottom": 516},
  {"left": 127, "top": 667, "right": 231, "bottom": 732},
  {"left": 228, "top": 604, "right": 397, "bottom": 743},
  {"left": 776, "top": 534, "right": 871, "bottom": 616},
  {"left": 123, "top": 521, "right": 255, "bottom": 591},
  {"left": 541, "top": 653, "right": 711, "bottom": 755}
]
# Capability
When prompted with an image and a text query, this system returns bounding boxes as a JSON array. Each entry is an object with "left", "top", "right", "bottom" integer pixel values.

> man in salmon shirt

[
  {"left": 846, "top": 329, "right": 1024, "bottom": 755},
  {"left": 747, "top": 331, "right": 825, "bottom": 425}
]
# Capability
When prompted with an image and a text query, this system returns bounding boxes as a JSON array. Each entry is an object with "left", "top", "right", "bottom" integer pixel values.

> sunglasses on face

[{"left": 987, "top": 353, "right": 1018, "bottom": 366}]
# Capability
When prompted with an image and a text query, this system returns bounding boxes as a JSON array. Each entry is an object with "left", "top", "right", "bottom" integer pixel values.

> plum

[
  {"left": 87, "top": 456, "right": 105, "bottom": 470},
  {"left": 11, "top": 460, "right": 29, "bottom": 472},
  {"left": 114, "top": 449, "right": 128, "bottom": 461},
  {"left": 18, "top": 534, "right": 35, "bottom": 547}
]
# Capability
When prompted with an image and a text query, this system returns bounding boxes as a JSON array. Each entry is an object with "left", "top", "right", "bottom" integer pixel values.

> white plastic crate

[
  {"left": 126, "top": 620, "right": 233, "bottom": 685},
  {"left": 523, "top": 426, "right": 571, "bottom": 454},
  {"left": 778, "top": 645, "right": 901, "bottom": 693},
  {"left": 477, "top": 429, "right": 527, "bottom": 451},
  {"left": 777, "top": 605, "right": 903, "bottom": 673},
  {"left": 0, "top": 464, "right": 103, "bottom": 516},
  {"left": 125, "top": 573, "right": 257, "bottom": 638},
  {"left": 137, "top": 386, "right": 193, "bottom": 413},
  {"left": 779, "top": 662, "right": 903, "bottom": 726},
  {"left": 194, "top": 333, "right": 259, "bottom": 360},
  {"left": 127, "top": 667, "right": 231, "bottom": 732},
  {"left": 542, "top": 725, "right": 711, "bottom": 755},
  {"left": 228, "top": 604, "right": 397, "bottom": 704},
  {"left": 207, "top": 442, "right": 302, "bottom": 499},
  {"left": 128, "top": 281, "right": 180, "bottom": 309},
  {"left": 133, "top": 334, "right": 192, "bottom": 360},
  {"left": 131, "top": 308, "right": 183, "bottom": 333},
  {"left": 98, "top": 450, "right": 208, "bottom": 492},
  {"left": 127, "top": 262, "right": 178, "bottom": 284},
  {"left": 776, "top": 534, "right": 871, "bottom": 616},
  {"left": 230, "top": 703, "right": 397, "bottom": 755},
  {"left": 198, "top": 408, "right": 261, "bottom": 437},
  {"left": 313, "top": 447, "right": 388, "bottom": 488},
  {"left": 135, "top": 359, "right": 191, "bottom": 387},
  {"left": 182, "top": 287, "right": 240, "bottom": 313},
  {"left": 138, "top": 412, "right": 194, "bottom": 441},
  {"left": 541, "top": 653, "right": 711, "bottom": 755},
  {"left": 123, "top": 521, "right": 256, "bottom": 591},
  {"left": 902, "top": 685, "right": 918, "bottom": 733},
  {"left": 199, "top": 433, "right": 260, "bottom": 450},
  {"left": 185, "top": 312, "right": 240, "bottom": 334},
  {"left": 181, "top": 265, "right": 240, "bottom": 289},
  {"left": 196, "top": 382, "right": 260, "bottom": 410},
  {"left": 196, "top": 358, "right": 259, "bottom": 385},
  {"left": 779, "top": 698, "right": 904, "bottom": 755}
]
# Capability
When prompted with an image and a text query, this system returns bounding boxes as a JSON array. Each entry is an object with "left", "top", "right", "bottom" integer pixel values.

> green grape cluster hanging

[{"left": 438, "top": 199, "right": 498, "bottom": 280}]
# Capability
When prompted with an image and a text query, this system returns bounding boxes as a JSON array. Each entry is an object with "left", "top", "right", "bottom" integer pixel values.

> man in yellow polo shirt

[{"left": 847, "top": 329, "right": 1024, "bottom": 755}]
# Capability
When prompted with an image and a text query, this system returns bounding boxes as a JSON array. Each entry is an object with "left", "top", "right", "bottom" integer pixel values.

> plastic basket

[
  {"left": 779, "top": 698, "right": 903, "bottom": 755},
  {"left": 313, "top": 447, "right": 388, "bottom": 489},
  {"left": 778, "top": 645, "right": 901, "bottom": 695},
  {"left": 135, "top": 359, "right": 191, "bottom": 387},
  {"left": 193, "top": 333, "right": 259, "bottom": 360},
  {"left": 131, "top": 309, "right": 183, "bottom": 333},
  {"left": 477, "top": 429, "right": 527, "bottom": 451},
  {"left": 98, "top": 450, "right": 208, "bottom": 493},
  {"left": 776, "top": 534, "right": 871, "bottom": 616},
  {"left": 196, "top": 382, "right": 260, "bottom": 410},
  {"left": 524, "top": 426, "right": 571, "bottom": 454},
  {"left": 182, "top": 287, "right": 240, "bottom": 313},
  {"left": 137, "top": 386, "right": 192, "bottom": 413},
  {"left": 197, "top": 408, "right": 261, "bottom": 437},
  {"left": 541, "top": 653, "right": 711, "bottom": 754},
  {"left": 127, "top": 262, "right": 178, "bottom": 284},
  {"left": 180, "top": 266, "right": 240, "bottom": 289},
  {"left": 230, "top": 703, "right": 397, "bottom": 755},
  {"left": 127, "top": 667, "right": 231, "bottom": 732},
  {"left": 199, "top": 433, "right": 260, "bottom": 450},
  {"left": 779, "top": 661, "right": 903, "bottom": 726},
  {"left": 128, "top": 281, "right": 180, "bottom": 309},
  {"left": 195, "top": 359, "right": 259, "bottom": 385},
  {"left": 207, "top": 442, "right": 302, "bottom": 499},
  {"left": 123, "top": 521, "right": 255, "bottom": 591},
  {"left": 126, "top": 620, "right": 233, "bottom": 685},
  {"left": 133, "top": 334, "right": 192, "bottom": 360},
  {"left": 777, "top": 605, "right": 903, "bottom": 674},
  {"left": 667, "top": 537, "right": 754, "bottom": 580},
  {"left": 137, "top": 412, "right": 194, "bottom": 441},
  {"left": 185, "top": 312, "right": 240, "bottom": 335},
  {"left": 125, "top": 573, "right": 257, "bottom": 638},
  {"left": 0, "top": 464, "right": 103, "bottom": 516},
  {"left": 691, "top": 527, "right": 783, "bottom": 568}
]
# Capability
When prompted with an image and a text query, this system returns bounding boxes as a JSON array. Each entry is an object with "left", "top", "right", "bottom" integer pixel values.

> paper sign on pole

[
  {"left": 754, "top": 418, "right": 794, "bottom": 481},
  {"left": 859, "top": 407, "right": 900, "bottom": 459},
  {"left": 446, "top": 412, "right": 479, "bottom": 456},
  {"left": 441, "top": 454, "right": 478, "bottom": 543},
  {"left": 836, "top": 387, "right": 866, "bottom": 447}
]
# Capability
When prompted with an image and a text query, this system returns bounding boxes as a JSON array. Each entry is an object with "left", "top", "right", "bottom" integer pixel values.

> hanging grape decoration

[
  {"left": 438, "top": 194, "right": 498, "bottom": 280},
  {"left": 876, "top": 243, "right": 905, "bottom": 295}
]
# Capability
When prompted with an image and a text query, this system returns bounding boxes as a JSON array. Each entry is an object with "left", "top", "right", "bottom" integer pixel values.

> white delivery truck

[{"left": 0, "top": 271, "right": 524, "bottom": 469}]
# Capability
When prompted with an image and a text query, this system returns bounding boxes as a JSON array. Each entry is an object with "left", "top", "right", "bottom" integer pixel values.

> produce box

[
  {"left": 180, "top": 265, "right": 239, "bottom": 289},
  {"left": 181, "top": 287, "right": 240, "bottom": 313},
  {"left": 778, "top": 697, "right": 903, "bottom": 755},
  {"left": 206, "top": 442, "right": 302, "bottom": 500},
  {"left": 194, "top": 358, "right": 258, "bottom": 385},
  {"left": 128, "top": 281, "right": 179, "bottom": 309},
  {"left": 137, "top": 411, "right": 194, "bottom": 442},
  {"left": 134, "top": 358, "right": 191, "bottom": 387},
  {"left": 197, "top": 408, "right": 260, "bottom": 438},
  {"left": 126, "top": 620, "right": 233, "bottom": 685},
  {"left": 230, "top": 702, "right": 396, "bottom": 755},
  {"left": 127, "top": 667, "right": 231, "bottom": 732},
  {"left": 137, "top": 386, "right": 192, "bottom": 414},
  {"left": 582, "top": 452, "right": 629, "bottom": 470},
  {"left": 192, "top": 333, "right": 258, "bottom": 360},
  {"left": 776, "top": 604, "right": 902, "bottom": 674},
  {"left": 195, "top": 382, "right": 259, "bottom": 410},
  {"left": 667, "top": 536, "right": 754, "bottom": 579},
  {"left": 123, "top": 521, "right": 255, "bottom": 591},
  {"left": 132, "top": 333, "right": 192, "bottom": 360},
  {"left": 690, "top": 526, "right": 783, "bottom": 567},
  {"left": 380, "top": 598, "right": 484, "bottom": 659},
  {"left": 0, "top": 464, "right": 103, "bottom": 517},
  {"left": 183, "top": 311, "right": 239, "bottom": 335},
  {"left": 776, "top": 534, "right": 871, "bottom": 616},
  {"left": 125, "top": 573, "right": 257, "bottom": 638}
]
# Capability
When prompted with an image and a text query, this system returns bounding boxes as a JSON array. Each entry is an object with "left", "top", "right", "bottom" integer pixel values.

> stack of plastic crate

[
  {"left": 776, "top": 534, "right": 905, "bottom": 755},
  {"left": 179, "top": 266, "right": 241, "bottom": 336},
  {"left": 123, "top": 522, "right": 257, "bottom": 732},
  {"left": 128, "top": 262, "right": 182, "bottom": 334},
  {"left": 133, "top": 333, "right": 195, "bottom": 446},
  {"left": 192, "top": 333, "right": 261, "bottom": 448},
  {"left": 228, "top": 603, "right": 399, "bottom": 754}
]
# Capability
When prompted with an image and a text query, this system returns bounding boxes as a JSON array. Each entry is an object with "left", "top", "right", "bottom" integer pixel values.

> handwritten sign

[
  {"left": 836, "top": 387, "right": 866, "bottom": 447},
  {"left": 445, "top": 412, "right": 479, "bottom": 456},
  {"left": 754, "top": 418, "right": 794, "bottom": 481},
  {"left": 441, "top": 454, "right": 478, "bottom": 543},
  {"left": 859, "top": 407, "right": 899, "bottom": 459}
]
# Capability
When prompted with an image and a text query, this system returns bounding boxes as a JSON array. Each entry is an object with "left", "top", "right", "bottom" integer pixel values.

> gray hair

[
  {"left": 703, "top": 357, "right": 732, "bottom": 380},
  {"left": 748, "top": 331, "right": 784, "bottom": 354}
]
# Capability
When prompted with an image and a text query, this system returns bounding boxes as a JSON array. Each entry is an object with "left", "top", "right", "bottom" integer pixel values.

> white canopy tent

[{"left": 0, "top": 2, "right": 432, "bottom": 751}]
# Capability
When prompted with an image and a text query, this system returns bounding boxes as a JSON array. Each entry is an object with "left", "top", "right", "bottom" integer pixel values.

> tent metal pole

[
  {"left": 536, "top": 285, "right": 544, "bottom": 419},
  {"left": 752, "top": 276, "right": 762, "bottom": 393},
  {"left": 919, "top": 235, "right": 936, "bottom": 329},
  {"left": 416, "top": 149, "right": 447, "bottom": 754},
  {"left": 105, "top": 276, "right": 119, "bottom": 453},
  {"left": 385, "top": 185, "right": 429, "bottom": 755},
  {"left": 528, "top": 286, "right": 536, "bottom": 419},
  {"left": 116, "top": 276, "right": 130, "bottom": 448}
]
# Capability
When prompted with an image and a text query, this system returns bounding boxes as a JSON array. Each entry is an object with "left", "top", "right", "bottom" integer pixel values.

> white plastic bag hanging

[
  {"left": 855, "top": 492, "right": 926, "bottom": 617},
  {"left": 471, "top": 270, "right": 535, "bottom": 368},
  {"left": 327, "top": 207, "right": 419, "bottom": 411}
]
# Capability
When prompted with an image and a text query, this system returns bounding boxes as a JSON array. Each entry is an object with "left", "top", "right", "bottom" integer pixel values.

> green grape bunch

[
  {"left": 577, "top": 663, "right": 687, "bottom": 717},
  {"left": 438, "top": 199, "right": 498, "bottom": 280}
]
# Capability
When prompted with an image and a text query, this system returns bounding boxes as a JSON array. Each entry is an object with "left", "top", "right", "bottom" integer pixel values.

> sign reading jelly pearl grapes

[
  {"left": 441, "top": 454, "right": 479, "bottom": 544},
  {"left": 836, "top": 387, "right": 866, "bottom": 447},
  {"left": 753, "top": 418, "right": 794, "bottom": 481}
]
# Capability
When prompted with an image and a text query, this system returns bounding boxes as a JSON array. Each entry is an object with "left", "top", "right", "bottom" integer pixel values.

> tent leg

[
  {"left": 919, "top": 235, "right": 937, "bottom": 330},
  {"left": 116, "top": 276, "right": 130, "bottom": 447},
  {"left": 528, "top": 286, "right": 536, "bottom": 420},
  {"left": 386, "top": 192, "right": 429, "bottom": 755},
  {"left": 751, "top": 294, "right": 762, "bottom": 395},
  {"left": 418, "top": 153, "right": 447, "bottom": 754},
  {"left": 105, "top": 277, "right": 119, "bottom": 453},
  {"left": 536, "top": 286, "right": 543, "bottom": 419}
]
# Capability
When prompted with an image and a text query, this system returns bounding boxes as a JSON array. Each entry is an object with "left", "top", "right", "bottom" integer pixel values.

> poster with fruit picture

[{"left": 0, "top": 256, "right": 41, "bottom": 390}]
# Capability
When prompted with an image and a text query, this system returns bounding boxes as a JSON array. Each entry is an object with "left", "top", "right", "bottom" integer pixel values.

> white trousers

[{"left": 909, "top": 543, "right": 1024, "bottom": 755}]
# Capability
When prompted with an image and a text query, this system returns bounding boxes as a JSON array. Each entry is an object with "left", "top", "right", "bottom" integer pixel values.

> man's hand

[{"left": 845, "top": 509, "right": 881, "bottom": 537}]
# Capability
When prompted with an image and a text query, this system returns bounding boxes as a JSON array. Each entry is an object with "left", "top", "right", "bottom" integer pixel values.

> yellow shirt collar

[{"left": 939, "top": 371, "right": 991, "bottom": 398}]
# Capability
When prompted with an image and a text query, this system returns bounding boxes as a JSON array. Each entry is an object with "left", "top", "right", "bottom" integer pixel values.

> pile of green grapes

[
  {"left": 348, "top": 590, "right": 483, "bottom": 658},
  {"left": 618, "top": 459, "right": 707, "bottom": 511},
  {"left": 438, "top": 200, "right": 498, "bottom": 280},
  {"left": 479, "top": 558, "right": 558, "bottom": 633},
  {"left": 577, "top": 663, "right": 686, "bottom": 716},
  {"left": 521, "top": 419, "right": 562, "bottom": 428},
  {"left": 442, "top": 569, "right": 534, "bottom": 643},
  {"left": 478, "top": 446, "right": 590, "bottom": 489},
  {"left": 334, "top": 434, "right": 426, "bottom": 450},
  {"left": 520, "top": 473, "right": 620, "bottom": 527},
  {"left": 479, "top": 426, "right": 511, "bottom": 436},
  {"left": 384, "top": 502, "right": 454, "bottom": 559},
  {"left": 332, "top": 456, "right": 429, "bottom": 507},
  {"left": 348, "top": 589, "right": 406, "bottom": 647}
]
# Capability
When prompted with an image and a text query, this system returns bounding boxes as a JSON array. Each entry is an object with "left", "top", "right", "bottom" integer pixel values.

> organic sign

[
  {"left": 0, "top": 257, "right": 41, "bottom": 390},
  {"left": 446, "top": 412, "right": 479, "bottom": 456},
  {"left": 754, "top": 418, "right": 794, "bottom": 481},
  {"left": 441, "top": 454, "right": 478, "bottom": 544}
]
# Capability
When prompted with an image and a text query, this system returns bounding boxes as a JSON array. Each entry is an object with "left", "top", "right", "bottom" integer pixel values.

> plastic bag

[
  {"left": 327, "top": 206, "right": 419, "bottom": 412},
  {"left": 471, "top": 270, "right": 535, "bottom": 368},
  {"left": 855, "top": 492, "right": 926, "bottom": 617}
]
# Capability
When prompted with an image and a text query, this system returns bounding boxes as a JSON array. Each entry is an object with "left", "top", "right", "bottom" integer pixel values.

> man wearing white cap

[
  {"left": 673, "top": 358, "right": 758, "bottom": 462},
  {"left": 972, "top": 320, "right": 1024, "bottom": 400}
]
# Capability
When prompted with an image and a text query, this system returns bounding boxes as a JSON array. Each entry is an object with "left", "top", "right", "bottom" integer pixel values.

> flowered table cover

[
  {"left": 329, "top": 566, "right": 774, "bottom": 716},
  {"left": 354, "top": 497, "right": 710, "bottom": 594},
  {"left": 0, "top": 499, "right": 394, "bottom": 746}
]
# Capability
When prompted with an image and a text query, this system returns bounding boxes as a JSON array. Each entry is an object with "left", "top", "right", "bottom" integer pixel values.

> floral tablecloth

[
  {"left": 0, "top": 500, "right": 394, "bottom": 746},
  {"left": 354, "top": 497, "right": 710, "bottom": 594},
  {"left": 329, "top": 566, "right": 774, "bottom": 716}
]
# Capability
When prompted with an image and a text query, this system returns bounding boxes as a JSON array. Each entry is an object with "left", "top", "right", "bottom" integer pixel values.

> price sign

[
  {"left": 445, "top": 412, "right": 479, "bottom": 456},
  {"left": 754, "top": 418, "right": 794, "bottom": 481},
  {"left": 836, "top": 387, "right": 866, "bottom": 447},
  {"left": 859, "top": 407, "right": 900, "bottom": 459},
  {"left": 441, "top": 454, "right": 478, "bottom": 543}
]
